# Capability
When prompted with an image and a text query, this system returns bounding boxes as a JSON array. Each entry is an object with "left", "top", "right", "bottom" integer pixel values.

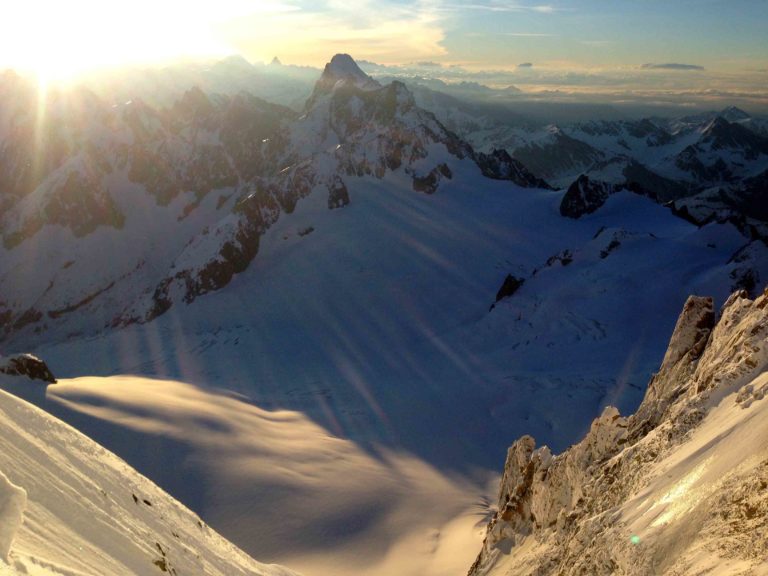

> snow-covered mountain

[
  {"left": 420, "top": 97, "right": 768, "bottom": 199},
  {"left": 469, "top": 287, "right": 768, "bottom": 575},
  {"left": 2, "top": 54, "right": 768, "bottom": 576},
  {"left": 0, "top": 371, "right": 298, "bottom": 576},
  {"left": 0, "top": 54, "right": 555, "bottom": 346}
]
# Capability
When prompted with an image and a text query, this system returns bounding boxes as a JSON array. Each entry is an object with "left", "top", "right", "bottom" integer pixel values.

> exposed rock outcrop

[
  {"left": 412, "top": 163, "right": 453, "bottom": 194},
  {"left": 490, "top": 274, "right": 525, "bottom": 311},
  {"left": 0, "top": 354, "right": 57, "bottom": 384},
  {"left": 475, "top": 149, "right": 551, "bottom": 189},
  {"left": 134, "top": 58, "right": 475, "bottom": 318},
  {"left": 559, "top": 175, "right": 620, "bottom": 219},
  {"left": 469, "top": 287, "right": 768, "bottom": 576}
]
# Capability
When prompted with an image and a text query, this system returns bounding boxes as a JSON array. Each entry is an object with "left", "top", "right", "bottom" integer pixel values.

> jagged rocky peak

[
  {"left": 701, "top": 115, "right": 768, "bottom": 152},
  {"left": 559, "top": 174, "right": 619, "bottom": 218},
  {"left": 469, "top": 286, "right": 768, "bottom": 575},
  {"left": 173, "top": 85, "right": 215, "bottom": 120},
  {"left": 719, "top": 105, "right": 751, "bottom": 122},
  {"left": 315, "top": 53, "right": 381, "bottom": 93},
  {"left": 630, "top": 295, "right": 715, "bottom": 434},
  {"left": 475, "top": 149, "right": 551, "bottom": 189},
  {"left": 658, "top": 295, "right": 715, "bottom": 373},
  {"left": 702, "top": 115, "right": 734, "bottom": 135}
]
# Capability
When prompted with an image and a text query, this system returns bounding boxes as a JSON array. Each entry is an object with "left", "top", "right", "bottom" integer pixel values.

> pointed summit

[
  {"left": 269, "top": 56, "right": 282, "bottom": 66},
  {"left": 719, "top": 105, "right": 750, "bottom": 122},
  {"left": 317, "top": 54, "right": 380, "bottom": 92}
]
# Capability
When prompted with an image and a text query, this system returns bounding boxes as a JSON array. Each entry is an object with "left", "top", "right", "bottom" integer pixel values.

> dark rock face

[
  {"left": 740, "top": 170, "right": 768, "bottom": 221},
  {"left": 727, "top": 242, "right": 765, "bottom": 298},
  {"left": 675, "top": 146, "right": 734, "bottom": 184},
  {"left": 412, "top": 163, "right": 453, "bottom": 194},
  {"left": 495, "top": 274, "right": 525, "bottom": 303},
  {"left": 545, "top": 249, "right": 573, "bottom": 267},
  {"left": 627, "top": 118, "right": 674, "bottom": 146},
  {"left": 703, "top": 116, "right": 768, "bottom": 157},
  {"left": 126, "top": 90, "right": 292, "bottom": 207},
  {"left": 141, "top": 187, "right": 280, "bottom": 321},
  {"left": 327, "top": 175, "right": 350, "bottom": 209},
  {"left": 0, "top": 354, "right": 56, "bottom": 383},
  {"left": 731, "top": 267, "right": 759, "bottom": 298},
  {"left": 560, "top": 175, "right": 619, "bottom": 219},
  {"left": 474, "top": 149, "right": 551, "bottom": 189},
  {"left": 622, "top": 160, "right": 688, "bottom": 203},
  {"left": 513, "top": 131, "right": 603, "bottom": 182},
  {"left": 672, "top": 118, "right": 768, "bottom": 187}
]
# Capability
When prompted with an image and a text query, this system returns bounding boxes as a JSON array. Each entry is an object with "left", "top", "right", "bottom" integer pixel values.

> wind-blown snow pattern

[
  {"left": 13, "top": 375, "right": 489, "bottom": 576},
  {"left": 0, "top": 380, "right": 298, "bottom": 576}
]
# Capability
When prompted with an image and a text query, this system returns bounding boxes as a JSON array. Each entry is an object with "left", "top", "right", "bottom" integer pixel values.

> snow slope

[
  {"left": 32, "top": 167, "right": 765, "bottom": 467},
  {"left": 0, "top": 379, "right": 298, "bottom": 576},
  {"left": 12, "top": 165, "right": 764, "bottom": 576},
  {"left": 0, "top": 375, "right": 493, "bottom": 576}
]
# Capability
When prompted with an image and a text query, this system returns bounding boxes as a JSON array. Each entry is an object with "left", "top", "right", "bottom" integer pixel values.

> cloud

[
  {"left": 443, "top": 1, "right": 560, "bottom": 13},
  {"left": 518, "top": 62, "right": 534, "bottom": 68},
  {"left": 221, "top": 0, "right": 448, "bottom": 65},
  {"left": 503, "top": 32, "right": 555, "bottom": 37},
  {"left": 641, "top": 63, "right": 705, "bottom": 71},
  {"left": 464, "top": 31, "right": 554, "bottom": 38}
]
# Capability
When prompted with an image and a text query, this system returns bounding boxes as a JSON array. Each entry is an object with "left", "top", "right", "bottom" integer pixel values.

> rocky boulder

[
  {"left": 492, "top": 274, "right": 525, "bottom": 308},
  {"left": 0, "top": 354, "right": 57, "bottom": 384}
]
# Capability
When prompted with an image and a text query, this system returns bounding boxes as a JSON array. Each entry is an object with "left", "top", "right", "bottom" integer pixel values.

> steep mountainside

[
  {"left": 0, "top": 55, "right": 483, "bottom": 342},
  {"left": 0, "top": 76, "right": 296, "bottom": 339},
  {"left": 469, "top": 287, "right": 768, "bottom": 575},
  {"left": 0, "top": 373, "right": 298, "bottom": 576}
]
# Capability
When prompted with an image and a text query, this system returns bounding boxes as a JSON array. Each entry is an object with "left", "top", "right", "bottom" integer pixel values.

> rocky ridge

[{"left": 469, "top": 287, "right": 768, "bottom": 576}]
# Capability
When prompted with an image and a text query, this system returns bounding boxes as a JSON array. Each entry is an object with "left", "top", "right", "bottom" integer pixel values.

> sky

[{"left": 1, "top": 0, "right": 766, "bottom": 104}]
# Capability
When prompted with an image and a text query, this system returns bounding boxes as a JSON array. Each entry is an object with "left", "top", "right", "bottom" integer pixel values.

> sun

[{"left": 0, "top": 1, "right": 236, "bottom": 83}]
